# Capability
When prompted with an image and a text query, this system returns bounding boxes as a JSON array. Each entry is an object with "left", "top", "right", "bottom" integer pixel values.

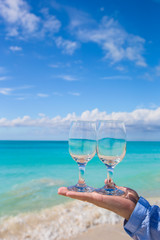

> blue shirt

[{"left": 124, "top": 197, "right": 160, "bottom": 239}]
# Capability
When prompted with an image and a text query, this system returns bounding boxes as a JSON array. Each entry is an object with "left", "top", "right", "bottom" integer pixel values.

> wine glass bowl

[
  {"left": 68, "top": 121, "right": 97, "bottom": 192},
  {"left": 96, "top": 120, "right": 126, "bottom": 195}
]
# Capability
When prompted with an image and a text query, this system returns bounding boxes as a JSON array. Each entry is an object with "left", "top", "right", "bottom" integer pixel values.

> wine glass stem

[
  {"left": 78, "top": 163, "right": 86, "bottom": 185},
  {"left": 107, "top": 166, "right": 114, "bottom": 184}
]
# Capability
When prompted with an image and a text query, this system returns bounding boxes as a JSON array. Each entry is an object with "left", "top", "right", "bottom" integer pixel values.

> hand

[{"left": 58, "top": 181, "right": 139, "bottom": 221}]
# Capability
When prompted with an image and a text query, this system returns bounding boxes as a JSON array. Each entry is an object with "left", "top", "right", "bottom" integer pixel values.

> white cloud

[
  {"left": 149, "top": 103, "right": 158, "bottom": 109},
  {"left": 0, "top": 87, "right": 13, "bottom": 95},
  {"left": 0, "top": 76, "right": 8, "bottom": 81},
  {"left": 1, "top": 108, "right": 160, "bottom": 140},
  {"left": 68, "top": 92, "right": 80, "bottom": 96},
  {"left": 116, "top": 66, "right": 126, "bottom": 71},
  {"left": 57, "top": 75, "right": 78, "bottom": 81},
  {"left": 142, "top": 72, "right": 154, "bottom": 81},
  {"left": 38, "top": 113, "right": 46, "bottom": 117},
  {"left": 55, "top": 37, "right": 79, "bottom": 55},
  {"left": 0, "top": 0, "right": 61, "bottom": 38},
  {"left": 141, "top": 64, "right": 160, "bottom": 81},
  {"left": 0, "top": 85, "right": 33, "bottom": 96},
  {"left": 70, "top": 14, "right": 146, "bottom": 66},
  {"left": 102, "top": 75, "right": 131, "bottom": 80},
  {"left": 0, "top": 66, "right": 6, "bottom": 74},
  {"left": 155, "top": 65, "right": 160, "bottom": 76},
  {"left": 16, "top": 97, "right": 25, "bottom": 100},
  {"left": 100, "top": 7, "right": 104, "bottom": 12},
  {"left": 49, "top": 64, "right": 59, "bottom": 68},
  {"left": 0, "top": 107, "right": 160, "bottom": 140},
  {"left": 0, "top": 0, "right": 40, "bottom": 36},
  {"left": 39, "top": 8, "right": 61, "bottom": 37},
  {"left": 67, "top": 7, "right": 95, "bottom": 31},
  {"left": 53, "top": 92, "right": 63, "bottom": 96},
  {"left": 37, "top": 93, "right": 49, "bottom": 98},
  {"left": 9, "top": 46, "right": 22, "bottom": 51}
]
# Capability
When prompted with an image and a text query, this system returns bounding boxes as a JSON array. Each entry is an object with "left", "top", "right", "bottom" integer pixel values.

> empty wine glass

[
  {"left": 68, "top": 120, "right": 97, "bottom": 192},
  {"left": 96, "top": 120, "right": 126, "bottom": 195}
]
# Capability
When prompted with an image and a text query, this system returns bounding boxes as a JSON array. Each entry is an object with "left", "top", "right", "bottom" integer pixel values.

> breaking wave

[{"left": 0, "top": 200, "right": 123, "bottom": 240}]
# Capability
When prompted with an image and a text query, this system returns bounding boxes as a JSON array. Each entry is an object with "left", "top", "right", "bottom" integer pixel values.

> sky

[{"left": 0, "top": 0, "right": 160, "bottom": 140}]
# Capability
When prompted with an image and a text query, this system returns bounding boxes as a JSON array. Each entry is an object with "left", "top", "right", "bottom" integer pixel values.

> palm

[{"left": 58, "top": 184, "right": 139, "bottom": 220}]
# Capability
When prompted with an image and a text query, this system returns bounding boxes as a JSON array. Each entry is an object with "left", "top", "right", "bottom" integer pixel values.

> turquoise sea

[{"left": 0, "top": 140, "right": 160, "bottom": 217}]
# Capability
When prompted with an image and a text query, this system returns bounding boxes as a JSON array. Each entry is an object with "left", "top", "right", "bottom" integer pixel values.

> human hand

[{"left": 58, "top": 181, "right": 139, "bottom": 221}]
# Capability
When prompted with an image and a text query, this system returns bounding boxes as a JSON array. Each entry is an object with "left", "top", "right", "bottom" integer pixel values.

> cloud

[
  {"left": 0, "top": 66, "right": 6, "bottom": 74},
  {"left": 9, "top": 46, "right": 22, "bottom": 51},
  {"left": 37, "top": 93, "right": 49, "bottom": 98},
  {"left": 38, "top": 113, "right": 46, "bottom": 117},
  {"left": 0, "top": 0, "right": 40, "bottom": 36},
  {"left": 66, "top": 7, "right": 95, "bottom": 31},
  {"left": 0, "top": 85, "right": 33, "bottom": 95},
  {"left": 39, "top": 8, "right": 61, "bottom": 37},
  {"left": 115, "top": 66, "right": 126, "bottom": 71},
  {"left": 142, "top": 72, "right": 154, "bottom": 81},
  {"left": 100, "top": 7, "right": 104, "bottom": 12},
  {"left": 0, "top": 0, "right": 61, "bottom": 38},
  {"left": 53, "top": 92, "right": 63, "bottom": 96},
  {"left": 69, "top": 14, "right": 146, "bottom": 66},
  {"left": 49, "top": 64, "right": 59, "bottom": 68},
  {"left": 140, "top": 64, "right": 160, "bottom": 81},
  {"left": 1, "top": 108, "right": 160, "bottom": 140},
  {"left": 68, "top": 92, "right": 80, "bottom": 96},
  {"left": 57, "top": 75, "right": 78, "bottom": 81},
  {"left": 0, "top": 87, "right": 13, "bottom": 95},
  {"left": 102, "top": 75, "right": 131, "bottom": 80},
  {"left": 0, "top": 76, "right": 8, "bottom": 81},
  {"left": 16, "top": 97, "right": 25, "bottom": 100},
  {"left": 55, "top": 37, "right": 79, "bottom": 55},
  {"left": 155, "top": 65, "right": 160, "bottom": 76}
]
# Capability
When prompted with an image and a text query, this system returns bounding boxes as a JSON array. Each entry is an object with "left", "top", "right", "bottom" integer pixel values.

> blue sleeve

[{"left": 124, "top": 196, "right": 160, "bottom": 240}]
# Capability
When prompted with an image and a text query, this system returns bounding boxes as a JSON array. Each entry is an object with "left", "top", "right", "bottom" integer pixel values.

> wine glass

[
  {"left": 96, "top": 120, "right": 126, "bottom": 195},
  {"left": 68, "top": 120, "right": 97, "bottom": 192}
]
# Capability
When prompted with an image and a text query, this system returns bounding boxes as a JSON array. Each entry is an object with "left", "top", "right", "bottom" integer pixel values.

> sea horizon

[
  {"left": 1, "top": 140, "right": 160, "bottom": 142},
  {"left": 0, "top": 140, "right": 160, "bottom": 215},
  {"left": 0, "top": 139, "right": 160, "bottom": 239}
]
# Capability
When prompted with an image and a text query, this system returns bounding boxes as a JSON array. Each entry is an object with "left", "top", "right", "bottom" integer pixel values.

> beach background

[
  {"left": 1, "top": 0, "right": 160, "bottom": 239},
  {"left": 0, "top": 140, "right": 160, "bottom": 240}
]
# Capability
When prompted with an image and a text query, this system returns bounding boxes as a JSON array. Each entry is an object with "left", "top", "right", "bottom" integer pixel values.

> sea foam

[
  {"left": 0, "top": 200, "right": 122, "bottom": 240},
  {"left": 0, "top": 197, "right": 159, "bottom": 240}
]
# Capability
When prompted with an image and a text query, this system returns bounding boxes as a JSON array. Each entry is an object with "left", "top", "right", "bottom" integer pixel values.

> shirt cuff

[{"left": 124, "top": 196, "right": 150, "bottom": 235}]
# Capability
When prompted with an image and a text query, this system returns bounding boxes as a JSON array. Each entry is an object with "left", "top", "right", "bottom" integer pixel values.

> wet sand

[
  {"left": 70, "top": 222, "right": 130, "bottom": 240},
  {"left": 0, "top": 198, "right": 159, "bottom": 240}
]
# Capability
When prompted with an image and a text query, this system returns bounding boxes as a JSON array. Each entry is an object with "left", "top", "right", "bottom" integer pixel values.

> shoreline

[
  {"left": 69, "top": 222, "right": 130, "bottom": 240},
  {"left": 0, "top": 197, "right": 159, "bottom": 240}
]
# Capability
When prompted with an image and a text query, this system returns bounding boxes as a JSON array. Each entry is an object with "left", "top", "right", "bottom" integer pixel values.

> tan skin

[{"left": 58, "top": 181, "right": 139, "bottom": 221}]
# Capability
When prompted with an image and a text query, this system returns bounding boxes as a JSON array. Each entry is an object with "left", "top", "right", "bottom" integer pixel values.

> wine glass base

[
  {"left": 95, "top": 185, "right": 125, "bottom": 196},
  {"left": 67, "top": 184, "right": 95, "bottom": 192}
]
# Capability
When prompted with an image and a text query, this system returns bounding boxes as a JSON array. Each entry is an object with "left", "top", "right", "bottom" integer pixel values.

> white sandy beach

[
  {"left": 0, "top": 197, "right": 159, "bottom": 240},
  {"left": 70, "top": 222, "right": 130, "bottom": 240}
]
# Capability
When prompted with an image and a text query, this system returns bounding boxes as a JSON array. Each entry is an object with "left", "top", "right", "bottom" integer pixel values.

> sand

[
  {"left": 0, "top": 197, "right": 159, "bottom": 240},
  {"left": 70, "top": 222, "right": 130, "bottom": 240},
  {"left": 69, "top": 197, "right": 160, "bottom": 240}
]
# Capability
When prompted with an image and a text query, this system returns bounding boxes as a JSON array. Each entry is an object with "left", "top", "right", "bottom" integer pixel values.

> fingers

[
  {"left": 105, "top": 178, "right": 113, "bottom": 185},
  {"left": 58, "top": 186, "right": 139, "bottom": 208},
  {"left": 66, "top": 191, "right": 92, "bottom": 201},
  {"left": 58, "top": 187, "right": 94, "bottom": 202},
  {"left": 58, "top": 187, "right": 104, "bottom": 204},
  {"left": 66, "top": 191, "right": 102, "bottom": 203},
  {"left": 116, "top": 186, "right": 139, "bottom": 204},
  {"left": 58, "top": 187, "right": 68, "bottom": 196}
]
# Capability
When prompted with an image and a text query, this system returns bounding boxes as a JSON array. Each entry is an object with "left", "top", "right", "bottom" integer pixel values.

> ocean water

[{"left": 0, "top": 140, "right": 160, "bottom": 218}]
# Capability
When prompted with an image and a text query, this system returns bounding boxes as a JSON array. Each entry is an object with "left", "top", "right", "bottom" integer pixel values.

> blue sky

[{"left": 0, "top": 0, "right": 160, "bottom": 140}]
